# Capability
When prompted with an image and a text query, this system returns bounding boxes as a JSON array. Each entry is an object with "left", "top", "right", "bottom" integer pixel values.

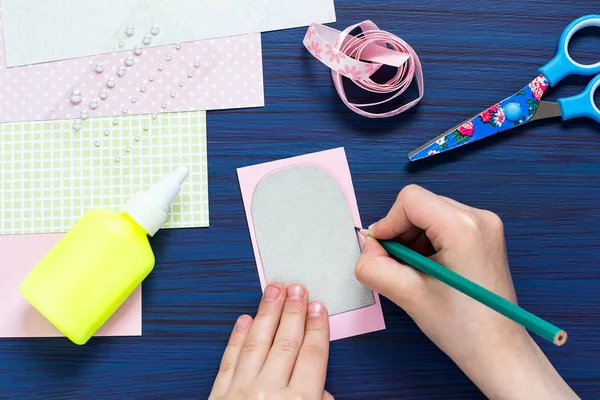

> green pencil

[{"left": 355, "top": 228, "right": 567, "bottom": 346}]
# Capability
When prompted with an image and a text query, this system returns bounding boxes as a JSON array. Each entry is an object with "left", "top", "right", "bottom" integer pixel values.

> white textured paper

[
  {"left": 0, "top": 111, "right": 209, "bottom": 235},
  {"left": 2, "top": 0, "right": 336, "bottom": 66},
  {"left": 251, "top": 165, "right": 374, "bottom": 316}
]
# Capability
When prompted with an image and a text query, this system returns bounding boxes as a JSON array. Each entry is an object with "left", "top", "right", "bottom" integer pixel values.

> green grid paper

[{"left": 0, "top": 111, "right": 208, "bottom": 235}]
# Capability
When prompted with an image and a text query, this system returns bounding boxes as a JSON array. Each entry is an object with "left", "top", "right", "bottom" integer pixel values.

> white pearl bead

[
  {"left": 95, "top": 140, "right": 101, "bottom": 147},
  {"left": 152, "top": 113, "right": 158, "bottom": 119},
  {"left": 148, "top": 74, "right": 155, "bottom": 82},
  {"left": 99, "top": 88, "right": 109, "bottom": 100},
  {"left": 95, "top": 62, "right": 104, "bottom": 73},
  {"left": 143, "top": 124, "right": 149, "bottom": 131},
  {"left": 125, "top": 146, "right": 131, "bottom": 153},
  {"left": 150, "top": 25, "right": 160, "bottom": 35},
  {"left": 106, "top": 77, "right": 116, "bottom": 88},
  {"left": 134, "top": 134, "right": 141, "bottom": 142},
  {"left": 72, "top": 119, "right": 82, "bottom": 131},
  {"left": 140, "top": 85, "right": 146, "bottom": 92},
  {"left": 80, "top": 110, "right": 89, "bottom": 120},
  {"left": 166, "top": 54, "right": 172, "bottom": 61},
  {"left": 175, "top": 43, "right": 182, "bottom": 50},
  {"left": 69, "top": 89, "right": 83, "bottom": 104},
  {"left": 89, "top": 99, "right": 99, "bottom": 109},
  {"left": 103, "top": 128, "right": 110, "bottom": 136},
  {"left": 157, "top": 64, "right": 164, "bottom": 71},
  {"left": 113, "top": 118, "right": 119, "bottom": 125},
  {"left": 179, "top": 80, "right": 186, "bottom": 87},
  {"left": 134, "top": 45, "right": 143, "bottom": 55},
  {"left": 131, "top": 96, "right": 137, "bottom": 103},
  {"left": 187, "top": 70, "right": 194, "bottom": 78},
  {"left": 125, "top": 56, "right": 134, "bottom": 66},
  {"left": 126, "top": 25, "right": 135, "bottom": 36},
  {"left": 117, "top": 66, "right": 126, "bottom": 77},
  {"left": 143, "top": 34, "right": 152, "bottom": 45},
  {"left": 122, "top": 107, "right": 129, "bottom": 114},
  {"left": 161, "top": 102, "right": 167, "bottom": 109},
  {"left": 115, "top": 156, "right": 121, "bottom": 163},
  {"left": 171, "top": 91, "right": 177, "bottom": 98},
  {"left": 194, "top": 60, "right": 201, "bottom": 68},
  {"left": 118, "top": 40, "right": 125, "bottom": 48}
]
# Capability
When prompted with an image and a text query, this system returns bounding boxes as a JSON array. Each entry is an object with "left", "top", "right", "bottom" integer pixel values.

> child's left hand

[{"left": 209, "top": 283, "right": 333, "bottom": 400}]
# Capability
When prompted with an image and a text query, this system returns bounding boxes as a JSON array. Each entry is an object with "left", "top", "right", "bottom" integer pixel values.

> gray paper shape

[{"left": 251, "top": 165, "right": 375, "bottom": 316}]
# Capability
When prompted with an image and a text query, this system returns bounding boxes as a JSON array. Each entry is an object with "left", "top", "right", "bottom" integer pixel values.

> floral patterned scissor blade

[{"left": 408, "top": 75, "right": 550, "bottom": 161}]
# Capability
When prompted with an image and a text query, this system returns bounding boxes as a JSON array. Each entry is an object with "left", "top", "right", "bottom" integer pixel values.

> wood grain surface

[{"left": 1, "top": 1, "right": 600, "bottom": 398}]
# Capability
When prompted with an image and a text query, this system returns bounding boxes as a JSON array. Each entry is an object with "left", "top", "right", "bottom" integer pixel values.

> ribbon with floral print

[{"left": 303, "top": 21, "right": 424, "bottom": 118}]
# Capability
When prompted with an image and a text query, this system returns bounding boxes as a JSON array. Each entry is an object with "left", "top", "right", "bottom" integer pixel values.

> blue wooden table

[{"left": 1, "top": 1, "right": 599, "bottom": 398}]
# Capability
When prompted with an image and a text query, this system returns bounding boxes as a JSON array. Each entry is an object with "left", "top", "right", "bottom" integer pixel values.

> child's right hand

[{"left": 356, "top": 185, "right": 578, "bottom": 399}]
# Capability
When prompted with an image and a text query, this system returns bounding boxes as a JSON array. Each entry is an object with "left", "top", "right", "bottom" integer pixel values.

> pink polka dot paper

[{"left": 0, "top": 9, "right": 264, "bottom": 122}]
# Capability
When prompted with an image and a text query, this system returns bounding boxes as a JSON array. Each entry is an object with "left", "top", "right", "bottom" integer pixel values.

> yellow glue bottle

[{"left": 20, "top": 166, "right": 189, "bottom": 345}]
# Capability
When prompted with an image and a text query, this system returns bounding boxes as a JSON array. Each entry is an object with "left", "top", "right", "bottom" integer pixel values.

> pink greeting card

[{"left": 237, "top": 148, "right": 385, "bottom": 340}]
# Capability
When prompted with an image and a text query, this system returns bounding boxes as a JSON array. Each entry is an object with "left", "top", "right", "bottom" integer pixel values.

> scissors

[{"left": 409, "top": 15, "right": 600, "bottom": 162}]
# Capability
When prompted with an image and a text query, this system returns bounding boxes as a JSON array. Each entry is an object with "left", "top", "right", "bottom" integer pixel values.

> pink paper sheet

[
  {"left": 0, "top": 234, "right": 141, "bottom": 338},
  {"left": 237, "top": 148, "right": 386, "bottom": 340},
  {"left": 0, "top": 7, "right": 264, "bottom": 122}
]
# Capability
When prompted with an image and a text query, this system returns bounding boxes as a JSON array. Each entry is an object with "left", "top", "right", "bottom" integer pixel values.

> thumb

[{"left": 355, "top": 237, "right": 424, "bottom": 310}]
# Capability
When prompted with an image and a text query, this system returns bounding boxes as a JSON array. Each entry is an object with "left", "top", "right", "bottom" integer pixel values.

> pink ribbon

[{"left": 303, "top": 21, "right": 424, "bottom": 118}]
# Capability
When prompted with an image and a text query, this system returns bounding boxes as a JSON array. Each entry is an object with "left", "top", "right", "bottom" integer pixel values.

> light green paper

[{"left": 0, "top": 111, "right": 209, "bottom": 235}]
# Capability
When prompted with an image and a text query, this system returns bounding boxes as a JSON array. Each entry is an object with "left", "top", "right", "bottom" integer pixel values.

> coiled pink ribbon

[{"left": 303, "top": 21, "right": 424, "bottom": 118}]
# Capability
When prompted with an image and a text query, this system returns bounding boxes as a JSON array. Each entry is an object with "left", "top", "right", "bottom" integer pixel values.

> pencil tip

[{"left": 355, "top": 227, "right": 370, "bottom": 238}]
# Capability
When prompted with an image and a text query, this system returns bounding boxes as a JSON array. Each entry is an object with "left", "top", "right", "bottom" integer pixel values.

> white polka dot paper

[
  {"left": 0, "top": 111, "right": 209, "bottom": 235},
  {"left": 0, "top": 7, "right": 264, "bottom": 123}
]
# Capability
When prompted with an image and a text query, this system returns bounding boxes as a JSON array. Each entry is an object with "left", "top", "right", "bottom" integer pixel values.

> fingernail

[
  {"left": 264, "top": 285, "right": 280, "bottom": 300},
  {"left": 308, "top": 302, "right": 324, "bottom": 317},
  {"left": 367, "top": 224, "right": 375, "bottom": 235},
  {"left": 287, "top": 285, "right": 305, "bottom": 299},
  {"left": 236, "top": 316, "right": 251, "bottom": 331}
]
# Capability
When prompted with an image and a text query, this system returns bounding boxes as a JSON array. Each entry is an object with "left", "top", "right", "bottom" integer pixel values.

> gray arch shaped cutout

[{"left": 251, "top": 165, "right": 375, "bottom": 316}]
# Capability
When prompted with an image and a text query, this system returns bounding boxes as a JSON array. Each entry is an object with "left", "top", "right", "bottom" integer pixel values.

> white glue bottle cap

[{"left": 123, "top": 166, "right": 189, "bottom": 236}]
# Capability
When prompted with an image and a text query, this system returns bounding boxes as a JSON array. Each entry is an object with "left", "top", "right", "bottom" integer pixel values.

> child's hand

[
  {"left": 209, "top": 283, "right": 334, "bottom": 400},
  {"left": 356, "top": 184, "right": 520, "bottom": 369},
  {"left": 355, "top": 185, "right": 578, "bottom": 399}
]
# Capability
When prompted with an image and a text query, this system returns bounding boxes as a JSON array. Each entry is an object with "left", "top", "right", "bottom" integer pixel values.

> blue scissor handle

[
  {"left": 558, "top": 74, "right": 600, "bottom": 123},
  {"left": 538, "top": 15, "right": 600, "bottom": 87}
]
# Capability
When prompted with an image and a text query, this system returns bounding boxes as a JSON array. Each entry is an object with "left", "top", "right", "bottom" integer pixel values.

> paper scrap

[
  {"left": 0, "top": 233, "right": 141, "bottom": 338},
  {"left": 2, "top": 0, "right": 336, "bottom": 66},
  {"left": 0, "top": 111, "right": 209, "bottom": 235},
  {"left": 0, "top": 7, "right": 264, "bottom": 123},
  {"left": 237, "top": 148, "right": 385, "bottom": 340}
]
